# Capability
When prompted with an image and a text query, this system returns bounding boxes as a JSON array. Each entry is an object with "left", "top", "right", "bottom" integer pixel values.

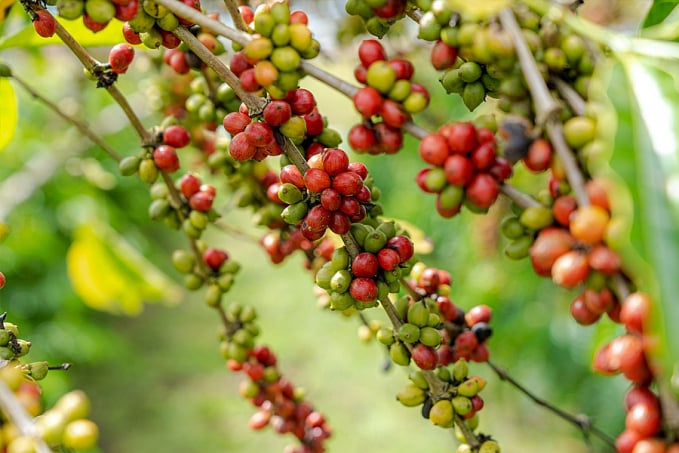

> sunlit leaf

[
  {"left": 67, "top": 222, "right": 183, "bottom": 316},
  {"left": 606, "top": 58, "right": 679, "bottom": 374},
  {"left": 0, "top": 16, "right": 124, "bottom": 50},
  {"left": 0, "top": 76, "right": 17, "bottom": 152},
  {"left": 642, "top": 1, "right": 679, "bottom": 28}
]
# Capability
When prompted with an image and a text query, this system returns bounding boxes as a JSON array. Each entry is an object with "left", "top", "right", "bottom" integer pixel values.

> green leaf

[
  {"left": 642, "top": 1, "right": 679, "bottom": 28},
  {"left": 67, "top": 222, "right": 183, "bottom": 316},
  {"left": 606, "top": 58, "right": 679, "bottom": 375},
  {"left": 0, "top": 16, "right": 124, "bottom": 50},
  {"left": 0, "top": 76, "right": 17, "bottom": 152}
]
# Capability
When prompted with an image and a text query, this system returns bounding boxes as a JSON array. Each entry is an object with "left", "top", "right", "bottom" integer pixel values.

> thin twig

[
  {"left": 172, "top": 26, "right": 266, "bottom": 115},
  {"left": 486, "top": 360, "right": 616, "bottom": 447},
  {"left": 51, "top": 19, "right": 153, "bottom": 145},
  {"left": 223, "top": 0, "right": 249, "bottom": 32},
  {"left": 498, "top": 7, "right": 589, "bottom": 207},
  {"left": 500, "top": 184, "right": 541, "bottom": 209},
  {"left": 552, "top": 78, "right": 586, "bottom": 116},
  {"left": 10, "top": 72, "right": 122, "bottom": 162}
]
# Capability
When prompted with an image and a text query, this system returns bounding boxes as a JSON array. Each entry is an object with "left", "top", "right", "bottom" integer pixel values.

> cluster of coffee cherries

[
  {"left": 260, "top": 228, "right": 334, "bottom": 267},
  {"left": 276, "top": 148, "right": 375, "bottom": 239},
  {"left": 122, "top": 0, "right": 200, "bottom": 48},
  {"left": 0, "top": 311, "right": 99, "bottom": 451},
  {"left": 161, "top": 20, "right": 225, "bottom": 72},
  {"left": 231, "top": 2, "right": 319, "bottom": 99},
  {"left": 587, "top": 291, "right": 677, "bottom": 453},
  {"left": 119, "top": 122, "right": 192, "bottom": 179},
  {"left": 221, "top": 303, "right": 331, "bottom": 453},
  {"left": 416, "top": 121, "right": 512, "bottom": 217},
  {"left": 172, "top": 243, "right": 240, "bottom": 304},
  {"left": 391, "top": 265, "right": 492, "bottom": 365},
  {"left": 315, "top": 221, "right": 415, "bottom": 310},
  {"left": 343, "top": 0, "right": 407, "bottom": 37},
  {"left": 349, "top": 39, "right": 430, "bottom": 155},
  {"left": 223, "top": 89, "right": 340, "bottom": 162}
]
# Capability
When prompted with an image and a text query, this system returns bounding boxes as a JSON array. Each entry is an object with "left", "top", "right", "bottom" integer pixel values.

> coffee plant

[{"left": 0, "top": 0, "right": 678, "bottom": 451}]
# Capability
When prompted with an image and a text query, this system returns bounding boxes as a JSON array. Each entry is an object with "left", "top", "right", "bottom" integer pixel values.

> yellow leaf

[{"left": 67, "top": 223, "right": 182, "bottom": 316}]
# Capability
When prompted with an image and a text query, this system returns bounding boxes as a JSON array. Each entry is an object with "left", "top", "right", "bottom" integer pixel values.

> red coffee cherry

[
  {"left": 441, "top": 122, "right": 478, "bottom": 154},
  {"left": 203, "top": 248, "right": 228, "bottom": 271},
  {"left": 465, "top": 305, "right": 492, "bottom": 325},
  {"left": 223, "top": 112, "right": 252, "bottom": 135},
  {"left": 615, "top": 429, "right": 643, "bottom": 453},
  {"left": 374, "top": 122, "right": 403, "bottom": 154},
  {"left": 348, "top": 124, "right": 377, "bottom": 153},
  {"left": 304, "top": 205, "right": 331, "bottom": 233},
  {"left": 263, "top": 100, "right": 292, "bottom": 127},
  {"left": 349, "top": 277, "right": 378, "bottom": 302},
  {"left": 228, "top": 133, "right": 257, "bottom": 161},
  {"left": 108, "top": 43, "right": 135, "bottom": 74},
  {"left": 303, "top": 108, "right": 324, "bottom": 136},
  {"left": 280, "top": 165, "right": 305, "bottom": 190},
  {"left": 419, "top": 133, "right": 449, "bottom": 166},
  {"left": 352, "top": 252, "right": 379, "bottom": 278},
  {"left": 122, "top": 22, "right": 142, "bottom": 45},
  {"left": 353, "top": 87, "right": 383, "bottom": 119},
  {"left": 348, "top": 162, "right": 368, "bottom": 180},
  {"left": 287, "top": 88, "right": 316, "bottom": 115},
  {"left": 380, "top": 99, "right": 409, "bottom": 128},
  {"left": 386, "top": 235, "right": 414, "bottom": 263},
  {"left": 304, "top": 168, "right": 331, "bottom": 193},
  {"left": 320, "top": 188, "right": 342, "bottom": 211},
  {"left": 245, "top": 122, "right": 275, "bottom": 147},
  {"left": 552, "top": 195, "right": 577, "bottom": 226},
  {"left": 444, "top": 155, "right": 473, "bottom": 187},
  {"left": 411, "top": 344, "right": 437, "bottom": 370},
  {"left": 377, "top": 248, "right": 400, "bottom": 271},
  {"left": 322, "top": 148, "right": 349, "bottom": 176},
  {"left": 0, "top": 272, "right": 6, "bottom": 289},
  {"left": 530, "top": 227, "right": 575, "bottom": 276},
  {"left": 388, "top": 58, "right": 414, "bottom": 80},
  {"left": 178, "top": 173, "right": 201, "bottom": 198},
  {"left": 153, "top": 145, "right": 179, "bottom": 172},
  {"left": 328, "top": 212, "right": 351, "bottom": 234},
  {"left": 332, "top": 171, "right": 363, "bottom": 196},
  {"left": 570, "top": 295, "right": 601, "bottom": 325},
  {"left": 524, "top": 138, "right": 553, "bottom": 172},
  {"left": 163, "top": 125, "right": 190, "bottom": 148},
  {"left": 625, "top": 386, "right": 658, "bottom": 411},
  {"left": 189, "top": 191, "right": 214, "bottom": 212},
  {"left": 33, "top": 10, "right": 57, "bottom": 38},
  {"left": 620, "top": 292, "right": 651, "bottom": 334},
  {"left": 430, "top": 40, "right": 458, "bottom": 70},
  {"left": 465, "top": 173, "right": 499, "bottom": 209},
  {"left": 470, "top": 142, "right": 496, "bottom": 171},
  {"left": 551, "top": 250, "right": 589, "bottom": 288},
  {"left": 358, "top": 39, "right": 387, "bottom": 68},
  {"left": 626, "top": 401, "right": 661, "bottom": 437}
]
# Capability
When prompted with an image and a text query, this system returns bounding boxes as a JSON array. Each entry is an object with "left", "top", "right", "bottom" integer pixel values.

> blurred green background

[{"left": 0, "top": 4, "right": 640, "bottom": 452}]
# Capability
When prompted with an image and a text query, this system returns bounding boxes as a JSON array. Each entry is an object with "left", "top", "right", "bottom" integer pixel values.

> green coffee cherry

[
  {"left": 329, "top": 291, "right": 354, "bottom": 311},
  {"left": 278, "top": 183, "right": 304, "bottom": 204},
  {"left": 149, "top": 199, "right": 170, "bottom": 220},
  {"left": 57, "top": 0, "right": 85, "bottom": 20},
  {"left": 389, "top": 342, "right": 411, "bottom": 366},
  {"left": 409, "top": 370, "right": 430, "bottom": 390},
  {"left": 458, "top": 62, "right": 482, "bottom": 83},
  {"left": 330, "top": 270, "right": 352, "bottom": 293},
  {"left": 398, "top": 323, "right": 421, "bottom": 343},
  {"left": 462, "top": 82, "right": 486, "bottom": 111},
  {"left": 452, "top": 396, "right": 472, "bottom": 415},
  {"left": 457, "top": 379, "right": 479, "bottom": 397},
  {"left": 407, "top": 301, "right": 430, "bottom": 327},
  {"left": 28, "top": 361, "right": 49, "bottom": 381},
  {"left": 504, "top": 235, "right": 533, "bottom": 260},
  {"left": 184, "top": 273, "right": 203, "bottom": 290},
  {"left": 396, "top": 384, "right": 426, "bottom": 407},
  {"left": 520, "top": 206, "right": 554, "bottom": 230},
  {"left": 119, "top": 155, "right": 141, "bottom": 176},
  {"left": 363, "top": 229, "right": 388, "bottom": 253},
  {"left": 315, "top": 263, "right": 334, "bottom": 289},
  {"left": 330, "top": 247, "right": 350, "bottom": 271},
  {"left": 429, "top": 399, "right": 454, "bottom": 427},
  {"left": 281, "top": 202, "right": 308, "bottom": 224},
  {"left": 419, "top": 326, "right": 442, "bottom": 347},
  {"left": 376, "top": 327, "right": 395, "bottom": 346},
  {"left": 138, "top": 158, "right": 159, "bottom": 184}
]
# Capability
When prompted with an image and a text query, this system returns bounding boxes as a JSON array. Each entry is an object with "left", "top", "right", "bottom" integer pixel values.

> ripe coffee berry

[
  {"left": 223, "top": 112, "right": 252, "bottom": 135},
  {"left": 108, "top": 43, "right": 135, "bottom": 74},
  {"left": 263, "top": 101, "right": 292, "bottom": 127},
  {"left": 203, "top": 248, "right": 229, "bottom": 271},
  {"left": 153, "top": 145, "right": 180, "bottom": 172},
  {"left": 358, "top": 39, "right": 387, "bottom": 68},
  {"left": 349, "top": 277, "right": 378, "bottom": 302},
  {"left": 304, "top": 168, "right": 331, "bottom": 193},
  {"left": 179, "top": 174, "right": 201, "bottom": 198},
  {"left": 163, "top": 125, "right": 190, "bottom": 148},
  {"left": 33, "top": 10, "right": 57, "bottom": 38},
  {"left": 322, "top": 148, "right": 350, "bottom": 176}
]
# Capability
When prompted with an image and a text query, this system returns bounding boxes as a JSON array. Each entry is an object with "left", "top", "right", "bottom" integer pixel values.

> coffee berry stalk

[
  {"left": 221, "top": 303, "right": 331, "bottom": 453},
  {"left": 0, "top": 310, "right": 99, "bottom": 452}
]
